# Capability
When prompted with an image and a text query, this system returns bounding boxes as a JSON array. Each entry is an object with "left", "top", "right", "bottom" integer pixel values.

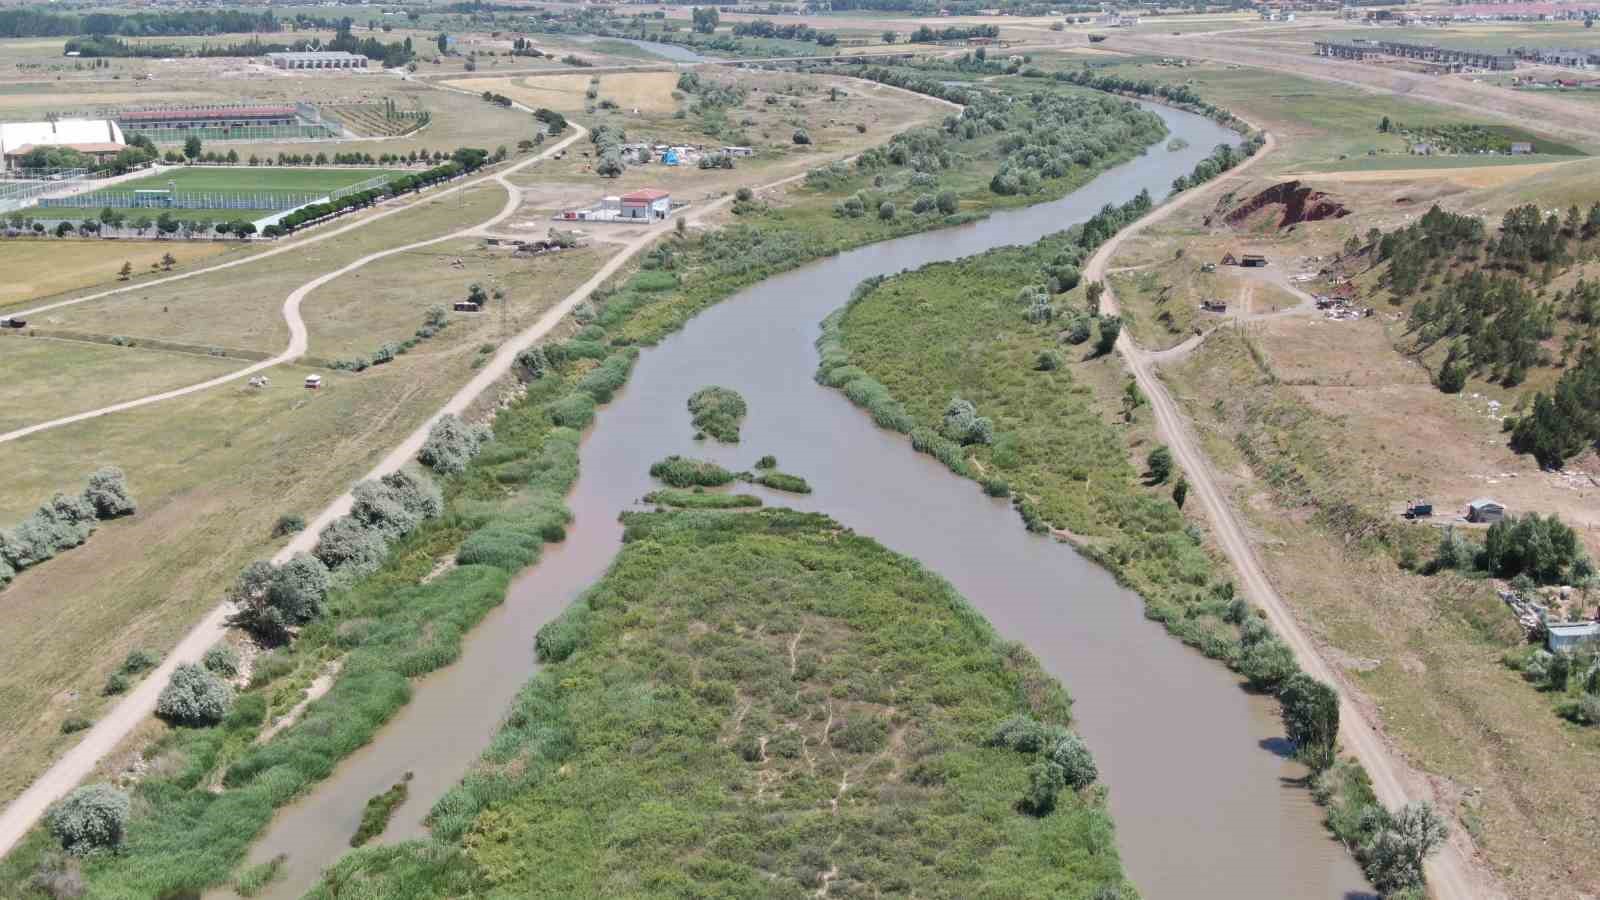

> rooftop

[{"left": 621, "top": 188, "right": 671, "bottom": 202}]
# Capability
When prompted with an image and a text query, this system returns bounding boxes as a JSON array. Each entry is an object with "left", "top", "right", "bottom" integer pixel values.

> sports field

[{"left": 50, "top": 167, "right": 395, "bottom": 222}]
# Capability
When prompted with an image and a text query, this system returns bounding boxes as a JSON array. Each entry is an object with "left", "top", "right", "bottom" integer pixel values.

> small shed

[
  {"left": 304, "top": 374, "right": 323, "bottom": 390},
  {"left": 620, "top": 188, "right": 672, "bottom": 221},
  {"left": 1241, "top": 254, "right": 1268, "bottom": 268},
  {"left": 1547, "top": 621, "right": 1600, "bottom": 653},
  {"left": 1467, "top": 498, "right": 1505, "bottom": 523}
]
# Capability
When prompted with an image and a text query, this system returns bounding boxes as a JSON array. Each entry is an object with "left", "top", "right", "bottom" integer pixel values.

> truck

[{"left": 1403, "top": 501, "right": 1433, "bottom": 519}]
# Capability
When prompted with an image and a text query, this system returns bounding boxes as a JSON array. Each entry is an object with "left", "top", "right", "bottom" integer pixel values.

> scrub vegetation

[
  {"left": 306, "top": 509, "right": 1132, "bottom": 898},
  {"left": 686, "top": 385, "right": 747, "bottom": 442},
  {"left": 0, "top": 467, "right": 135, "bottom": 590},
  {"left": 643, "top": 489, "right": 762, "bottom": 509}
]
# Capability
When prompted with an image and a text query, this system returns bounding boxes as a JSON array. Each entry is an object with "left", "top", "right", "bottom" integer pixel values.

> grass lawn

[
  {"left": 1292, "top": 152, "right": 1583, "bottom": 173},
  {"left": 0, "top": 338, "right": 241, "bottom": 433},
  {"left": 309, "top": 508, "right": 1132, "bottom": 899},
  {"left": 0, "top": 239, "right": 236, "bottom": 310},
  {"left": 107, "top": 167, "right": 394, "bottom": 195}
]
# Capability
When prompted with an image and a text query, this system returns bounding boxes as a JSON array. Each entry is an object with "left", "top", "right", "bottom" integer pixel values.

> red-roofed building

[{"left": 620, "top": 188, "right": 672, "bottom": 221}]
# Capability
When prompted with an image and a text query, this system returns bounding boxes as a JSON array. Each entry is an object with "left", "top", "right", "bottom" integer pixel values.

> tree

[
  {"left": 936, "top": 190, "right": 959, "bottom": 215},
  {"left": 47, "top": 784, "right": 129, "bottom": 855},
  {"left": 99, "top": 206, "right": 123, "bottom": 229},
  {"left": 1278, "top": 673, "right": 1339, "bottom": 771},
  {"left": 1378, "top": 116, "right": 1391, "bottom": 133},
  {"left": 1085, "top": 281, "right": 1106, "bottom": 316},
  {"left": 155, "top": 662, "right": 232, "bottom": 726},
  {"left": 229, "top": 555, "right": 331, "bottom": 641},
  {"left": 1094, "top": 315, "right": 1122, "bottom": 356},
  {"left": 878, "top": 200, "right": 896, "bottom": 221},
  {"left": 1239, "top": 635, "right": 1297, "bottom": 691},
  {"left": 882, "top": 29, "right": 897, "bottom": 43},
  {"left": 792, "top": 128, "right": 812, "bottom": 146},
  {"left": 1146, "top": 445, "right": 1173, "bottom": 484},
  {"left": 1021, "top": 759, "right": 1065, "bottom": 815},
  {"left": 118, "top": 261, "right": 132, "bottom": 281},
  {"left": 183, "top": 135, "right": 202, "bottom": 161},
  {"left": 691, "top": 6, "right": 720, "bottom": 33},
  {"left": 1364, "top": 802, "right": 1448, "bottom": 895},
  {"left": 82, "top": 466, "right": 135, "bottom": 518},
  {"left": 1172, "top": 477, "right": 1189, "bottom": 509},
  {"left": 1045, "top": 731, "right": 1098, "bottom": 790}
]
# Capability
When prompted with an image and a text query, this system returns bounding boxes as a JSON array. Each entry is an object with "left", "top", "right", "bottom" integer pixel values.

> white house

[{"left": 620, "top": 188, "right": 671, "bottom": 221}]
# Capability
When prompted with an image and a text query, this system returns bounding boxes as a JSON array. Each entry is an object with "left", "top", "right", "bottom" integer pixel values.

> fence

[
  {"left": 124, "top": 124, "right": 341, "bottom": 145},
  {"left": 330, "top": 172, "right": 394, "bottom": 200},
  {"left": 0, "top": 168, "right": 90, "bottom": 213},
  {"left": 38, "top": 190, "right": 325, "bottom": 211}
]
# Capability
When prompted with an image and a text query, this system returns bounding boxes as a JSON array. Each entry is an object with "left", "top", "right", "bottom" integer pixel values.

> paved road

[{"left": 1085, "top": 131, "right": 1499, "bottom": 900}]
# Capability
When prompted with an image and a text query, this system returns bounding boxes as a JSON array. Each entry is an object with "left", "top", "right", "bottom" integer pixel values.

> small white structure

[
  {"left": 1548, "top": 621, "right": 1600, "bottom": 653},
  {"left": 304, "top": 374, "right": 323, "bottom": 390},
  {"left": 620, "top": 188, "right": 671, "bottom": 221}
]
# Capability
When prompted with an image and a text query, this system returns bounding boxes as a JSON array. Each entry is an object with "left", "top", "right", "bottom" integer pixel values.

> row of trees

[
  {"left": 275, "top": 147, "right": 491, "bottom": 234},
  {"left": 729, "top": 17, "right": 841, "bottom": 45},
  {"left": 0, "top": 468, "right": 135, "bottom": 589},
  {"left": 0, "top": 8, "right": 280, "bottom": 38},
  {"left": 1432, "top": 513, "right": 1589, "bottom": 585}
]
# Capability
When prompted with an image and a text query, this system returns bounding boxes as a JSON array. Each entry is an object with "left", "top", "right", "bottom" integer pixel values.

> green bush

[
  {"left": 418, "top": 413, "right": 492, "bottom": 475},
  {"left": 649, "top": 455, "right": 737, "bottom": 488},
  {"left": 687, "top": 385, "right": 748, "bottom": 442},
  {"left": 644, "top": 490, "right": 762, "bottom": 509},
  {"left": 102, "top": 673, "right": 128, "bottom": 696},
  {"left": 119, "top": 648, "right": 160, "bottom": 675},
  {"left": 47, "top": 784, "right": 129, "bottom": 855},
  {"left": 271, "top": 514, "right": 306, "bottom": 537},
  {"left": 61, "top": 716, "right": 92, "bottom": 734},
  {"left": 82, "top": 466, "right": 136, "bottom": 518},
  {"left": 203, "top": 644, "right": 240, "bottom": 678},
  {"left": 754, "top": 471, "right": 811, "bottom": 494},
  {"left": 546, "top": 392, "right": 597, "bottom": 429},
  {"left": 155, "top": 662, "right": 233, "bottom": 726}
]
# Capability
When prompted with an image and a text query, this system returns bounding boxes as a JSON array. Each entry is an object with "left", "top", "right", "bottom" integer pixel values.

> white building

[
  {"left": 266, "top": 51, "right": 369, "bottom": 70},
  {"left": 1548, "top": 621, "right": 1600, "bottom": 653},
  {"left": 620, "top": 188, "right": 671, "bottom": 221},
  {"left": 0, "top": 119, "right": 125, "bottom": 170}
]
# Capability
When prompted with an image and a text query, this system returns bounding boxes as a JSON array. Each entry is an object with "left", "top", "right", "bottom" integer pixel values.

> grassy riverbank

[{"left": 311, "top": 508, "right": 1133, "bottom": 898}]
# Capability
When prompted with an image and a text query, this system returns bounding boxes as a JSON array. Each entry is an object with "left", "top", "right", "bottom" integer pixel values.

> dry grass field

[
  {"left": 0, "top": 241, "right": 237, "bottom": 310},
  {"left": 0, "top": 338, "right": 240, "bottom": 434},
  {"left": 455, "top": 71, "right": 681, "bottom": 115}
]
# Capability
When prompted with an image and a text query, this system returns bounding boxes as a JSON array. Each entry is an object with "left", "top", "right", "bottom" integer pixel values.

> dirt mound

[{"left": 1224, "top": 180, "right": 1350, "bottom": 230}]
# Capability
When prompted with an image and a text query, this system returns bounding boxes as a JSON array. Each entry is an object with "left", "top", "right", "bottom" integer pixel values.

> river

[{"left": 240, "top": 103, "right": 1371, "bottom": 899}]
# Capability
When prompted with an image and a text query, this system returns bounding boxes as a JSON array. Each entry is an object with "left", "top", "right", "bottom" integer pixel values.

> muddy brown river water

[{"left": 241, "top": 103, "right": 1372, "bottom": 899}]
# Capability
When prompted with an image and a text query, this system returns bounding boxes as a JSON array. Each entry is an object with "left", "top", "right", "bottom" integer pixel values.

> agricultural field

[
  {"left": 310, "top": 508, "right": 1132, "bottom": 898},
  {"left": 1274, "top": 23, "right": 1600, "bottom": 53},
  {"left": 454, "top": 71, "right": 681, "bottom": 115},
  {"left": 324, "top": 103, "right": 426, "bottom": 138},
  {"left": 0, "top": 239, "right": 236, "bottom": 310}
]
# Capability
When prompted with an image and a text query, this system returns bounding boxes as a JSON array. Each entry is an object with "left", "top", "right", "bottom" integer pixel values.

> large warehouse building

[
  {"left": 266, "top": 51, "right": 369, "bottom": 70},
  {"left": 0, "top": 119, "right": 125, "bottom": 170}
]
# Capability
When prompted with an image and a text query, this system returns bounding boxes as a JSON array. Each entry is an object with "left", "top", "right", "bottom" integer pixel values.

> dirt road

[{"left": 1085, "top": 131, "right": 1501, "bottom": 900}]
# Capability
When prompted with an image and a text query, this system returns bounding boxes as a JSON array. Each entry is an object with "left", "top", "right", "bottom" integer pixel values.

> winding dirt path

[
  {"left": 0, "top": 131, "right": 590, "bottom": 447},
  {"left": 1085, "top": 131, "right": 1498, "bottom": 900}
]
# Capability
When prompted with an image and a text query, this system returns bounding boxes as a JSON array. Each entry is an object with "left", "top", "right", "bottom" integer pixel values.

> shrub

[
  {"left": 155, "top": 663, "right": 232, "bottom": 726},
  {"left": 47, "top": 784, "right": 129, "bottom": 855},
  {"left": 271, "top": 514, "right": 305, "bottom": 537},
  {"left": 649, "top": 455, "right": 736, "bottom": 488},
  {"left": 1021, "top": 759, "right": 1066, "bottom": 815},
  {"left": 687, "top": 386, "right": 747, "bottom": 442},
  {"left": 203, "top": 644, "right": 240, "bottom": 678},
  {"left": 1035, "top": 350, "right": 1061, "bottom": 371},
  {"left": 989, "top": 714, "right": 1049, "bottom": 752},
  {"left": 1278, "top": 673, "right": 1339, "bottom": 771},
  {"left": 1065, "top": 315, "right": 1092, "bottom": 345},
  {"left": 755, "top": 471, "right": 811, "bottom": 494},
  {"left": 792, "top": 128, "right": 811, "bottom": 145},
  {"left": 1045, "top": 731, "right": 1098, "bottom": 790},
  {"left": 120, "top": 648, "right": 160, "bottom": 675},
  {"left": 936, "top": 190, "right": 959, "bottom": 215},
  {"left": 736, "top": 187, "right": 753, "bottom": 202},
  {"left": 546, "top": 392, "right": 597, "bottom": 429},
  {"left": 878, "top": 200, "right": 896, "bottom": 221},
  {"left": 418, "top": 413, "right": 492, "bottom": 475},
  {"left": 1146, "top": 446, "right": 1173, "bottom": 484},
  {"left": 1238, "top": 636, "right": 1297, "bottom": 691},
  {"left": 941, "top": 396, "right": 994, "bottom": 446},
  {"left": 313, "top": 515, "right": 390, "bottom": 577},
  {"left": 755, "top": 455, "right": 778, "bottom": 470},
  {"left": 515, "top": 345, "right": 549, "bottom": 381},
  {"left": 832, "top": 717, "right": 888, "bottom": 753},
  {"left": 102, "top": 673, "right": 128, "bottom": 696},
  {"left": 1095, "top": 315, "right": 1123, "bottom": 355},
  {"left": 1363, "top": 802, "right": 1448, "bottom": 895},
  {"left": 61, "top": 716, "right": 92, "bottom": 734},
  {"left": 81, "top": 466, "right": 135, "bottom": 518}
]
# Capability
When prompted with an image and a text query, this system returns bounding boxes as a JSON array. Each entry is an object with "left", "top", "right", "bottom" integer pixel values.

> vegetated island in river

[
  {"left": 687, "top": 385, "right": 747, "bottom": 442},
  {"left": 307, "top": 508, "right": 1132, "bottom": 897}
]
